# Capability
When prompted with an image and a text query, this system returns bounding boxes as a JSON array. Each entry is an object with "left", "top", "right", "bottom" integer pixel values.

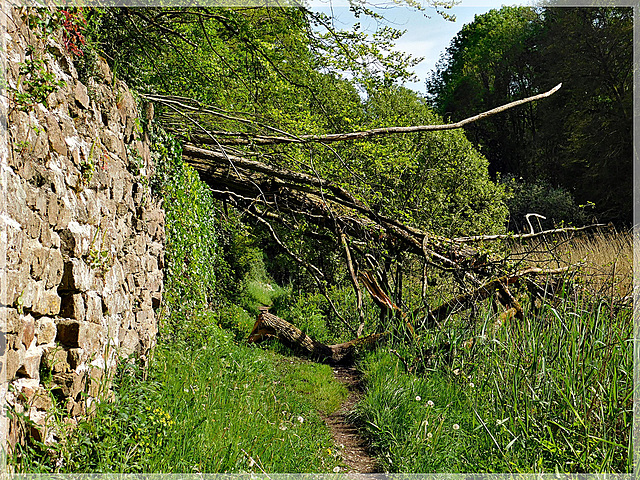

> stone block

[
  {"left": 5, "top": 220, "right": 26, "bottom": 266},
  {"left": 120, "top": 328, "right": 140, "bottom": 357},
  {"left": 5, "top": 264, "right": 30, "bottom": 306},
  {"left": 103, "top": 260, "right": 125, "bottom": 296},
  {"left": 67, "top": 348, "right": 88, "bottom": 370},
  {"left": 46, "top": 114, "right": 67, "bottom": 157},
  {"left": 60, "top": 221, "right": 92, "bottom": 258},
  {"left": 47, "top": 193, "right": 71, "bottom": 229},
  {"left": 55, "top": 319, "right": 105, "bottom": 354},
  {"left": 2, "top": 307, "right": 21, "bottom": 334},
  {"left": 103, "top": 289, "right": 128, "bottom": 316},
  {"left": 61, "top": 258, "right": 95, "bottom": 292},
  {"left": 6, "top": 347, "right": 25, "bottom": 379},
  {"left": 112, "top": 178, "right": 124, "bottom": 203},
  {"left": 21, "top": 315, "right": 35, "bottom": 348},
  {"left": 84, "top": 291, "right": 103, "bottom": 325},
  {"left": 30, "top": 246, "right": 64, "bottom": 289},
  {"left": 40, "top": 223, "right": 61, "bottom": 249},
  {"left": 19, "top": 278, "right": 38, "bottom": 310},
  {"left": 16, "top": 346, "right": 42, "bottom": 380},
  {"left": 52, "top": 371, "right": 86, "bottom": 399},
  {"left": 36, "top": 317, "right": 56, "bottom": 345},
  {"left": 60, "top": 293, "right": 85, "bottom": 320},
  {"left": 24, "top": 209, "right": 42, "bottom": 239},
  {"left": 74, "top": 81, "right": 90, "bottom": 109},
  {"left": 31, "top": 283, "right": 61, "bottom": 317},
  {"left": 42, "top": 346, "right": 70, "bottom": 374}
]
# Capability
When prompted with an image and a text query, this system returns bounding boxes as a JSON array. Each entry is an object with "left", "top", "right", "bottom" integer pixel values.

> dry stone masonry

[{"left": 1, "top": 7, "right": 164, "bottom": 449}]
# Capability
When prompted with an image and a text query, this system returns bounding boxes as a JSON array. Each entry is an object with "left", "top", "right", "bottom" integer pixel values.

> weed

[
  {"left": 355, "top": 285, "right": 632, "bottom": 473},
  {"left": 14, "top": 54, "right": 65, "bottom": 110}
]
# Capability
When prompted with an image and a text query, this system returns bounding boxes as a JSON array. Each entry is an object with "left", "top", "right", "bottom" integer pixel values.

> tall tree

[{"left": 427, "top": 6, "right": 632, "bottom": 226}]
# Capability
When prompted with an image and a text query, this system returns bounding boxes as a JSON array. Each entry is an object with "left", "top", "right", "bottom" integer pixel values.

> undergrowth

[
  {"left": 51, "top": 324, "right": 347, "bottom": 473},
  {"left": 355, "top": 288, "right": 633, "bottom": 473}
]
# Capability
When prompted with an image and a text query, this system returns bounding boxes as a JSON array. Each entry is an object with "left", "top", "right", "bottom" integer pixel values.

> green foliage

[
  {"left": 337, "top": 86, "right": 509, "bottom": 236},
  {"left": 149, "top": 128, "right": 218, "bottom": 344},
  {"left": 503, "top": 176, "right": 588, "bottom": 231},
  {"left": 14, "top": 54, "right": 66, "bottom": 109},
  {"left": 355, "top": 289, "right": 632, "bottom": 472},
  {"left": 427, "top": 6, "right": 632, "bottom": 226},
  {"left": 30, "top": 325, "right": 347, "bottom": 473}
]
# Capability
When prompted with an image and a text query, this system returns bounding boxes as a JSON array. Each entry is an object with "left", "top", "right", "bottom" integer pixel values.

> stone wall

[{"left": 1, "top": 7, "right": 164, "bottom": 449}]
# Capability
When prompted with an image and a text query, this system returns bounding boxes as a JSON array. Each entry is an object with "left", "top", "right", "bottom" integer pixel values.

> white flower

[
  {"left": 469, "top": 382, "right": 475, "bottom": 388},
  {"left": 297, "top": 416, "right": 304, "bottom": 423},
  {"left": 427, "top": 432, "right": 433, "bottom": 439},
  {"left": 426, "top": 400, "right": 434, "bottom": 407},
  {"left": 333, "top": 466, "right": 341, "bottom": 473},
  {"left": 453, "top": 423, "right": 460, "bottom": 430},
  {"left": 453, "top": 368, "right": 460, "bottom": 376},
  {"left": 415, "top": 395, "right": 421, "bottom": 401},
  {"left": 279, "top": 425, "right": 287, "bottom": 431}
]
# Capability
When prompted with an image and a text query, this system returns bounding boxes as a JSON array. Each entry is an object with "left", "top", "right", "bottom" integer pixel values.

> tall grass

[{"left": 355, "top": 232, "right": 633, "bottom": 473}]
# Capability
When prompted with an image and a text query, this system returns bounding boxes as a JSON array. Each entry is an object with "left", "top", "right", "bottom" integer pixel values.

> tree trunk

[{"left": 247, "top": 312, "right": 387, "bottom": 365}]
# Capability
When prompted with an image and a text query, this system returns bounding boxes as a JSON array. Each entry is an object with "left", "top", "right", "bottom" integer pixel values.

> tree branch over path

[{"left": 147, "top": 83, "right": 561, "bottom": 146}]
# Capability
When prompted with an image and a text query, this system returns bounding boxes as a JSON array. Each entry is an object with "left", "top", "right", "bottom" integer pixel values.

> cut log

[{"left": 247, "top": 312, "right": 387, "bottom": 365}]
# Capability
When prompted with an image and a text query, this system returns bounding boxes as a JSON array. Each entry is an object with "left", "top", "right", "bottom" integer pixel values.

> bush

[{"left": 503, "top": 176, "right": 588, "bottom": 232}]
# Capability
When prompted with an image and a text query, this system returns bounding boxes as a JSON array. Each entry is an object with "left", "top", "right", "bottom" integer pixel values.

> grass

[
  {"left": 12, "top": 317, "right": 348, "bottom": 473},
  {"left": 354, "top": 231, "right": 633, "bottom": 473}
]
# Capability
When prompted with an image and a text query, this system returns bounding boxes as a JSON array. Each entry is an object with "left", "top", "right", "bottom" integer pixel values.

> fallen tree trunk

[{"left": 247, "top": 312, "right": 387, "bottom": 365}]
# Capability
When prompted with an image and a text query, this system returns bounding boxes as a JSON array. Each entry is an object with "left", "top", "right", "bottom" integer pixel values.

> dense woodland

[{"left": 12, "top": 4, "right": 633, "bottom": 473}]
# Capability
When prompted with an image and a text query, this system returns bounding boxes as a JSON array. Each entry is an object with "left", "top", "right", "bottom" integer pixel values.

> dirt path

[{"left": 322, "top": 366, "right": 379, "bottom": 474}]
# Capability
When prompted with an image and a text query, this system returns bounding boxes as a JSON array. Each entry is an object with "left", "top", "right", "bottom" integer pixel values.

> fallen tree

[{"left": 145, "top": 82, "right": 619, "bottom": 362}]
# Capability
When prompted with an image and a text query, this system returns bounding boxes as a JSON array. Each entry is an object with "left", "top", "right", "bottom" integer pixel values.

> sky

[{"left": 312, "top": 1, "right": 535, "bottom": 94}]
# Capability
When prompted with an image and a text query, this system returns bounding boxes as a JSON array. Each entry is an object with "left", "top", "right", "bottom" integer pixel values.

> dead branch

[
  {"left": 453, "top": 223, "right": 612, "bottom": 243},
  {"left": 339, "top": 231, "right": 366, "bottom": 336},
  {"left": 425, "top": 266, "right": 569, "bottom": 328},
  {"left": 149, "top": 84, "right": 561, "bottom": 146},
  {"left": 183, "top": 143, "right": 488, "bottom": 274}
]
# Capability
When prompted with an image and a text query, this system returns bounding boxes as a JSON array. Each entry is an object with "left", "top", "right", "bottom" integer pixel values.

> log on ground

[{"left": 247, "top": 312, "right": 387, "bottom": 365}]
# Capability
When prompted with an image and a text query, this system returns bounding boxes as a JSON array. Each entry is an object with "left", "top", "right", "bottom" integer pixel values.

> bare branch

[{"left": 454, "top": 223, "right": 612, "bottom": 243}]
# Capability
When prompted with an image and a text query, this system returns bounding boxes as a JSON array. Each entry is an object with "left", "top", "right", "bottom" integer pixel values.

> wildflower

[
  {"left": 469, "top": 382, "right": 475, "bottom": 388},
  {"left": 415, "top": 395, "right": 421, "bottom": 401},
  {"left": 279, "top": 425, "right": 287, "bottom": 431},
  {"left": 453, "top": 368, "right": 460, "bottom": 376},
  {"left": 426, "top": 400, "right": 434, "bottom": 407},
  {"left": 297, "top": 416, "right": 304, "bottom": 423},
  {"left": 453, "top": 424, "right": 460, "bottom": 430},
  {"left": 333, "top": 467, "right": 341, "bottom": 473}
]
